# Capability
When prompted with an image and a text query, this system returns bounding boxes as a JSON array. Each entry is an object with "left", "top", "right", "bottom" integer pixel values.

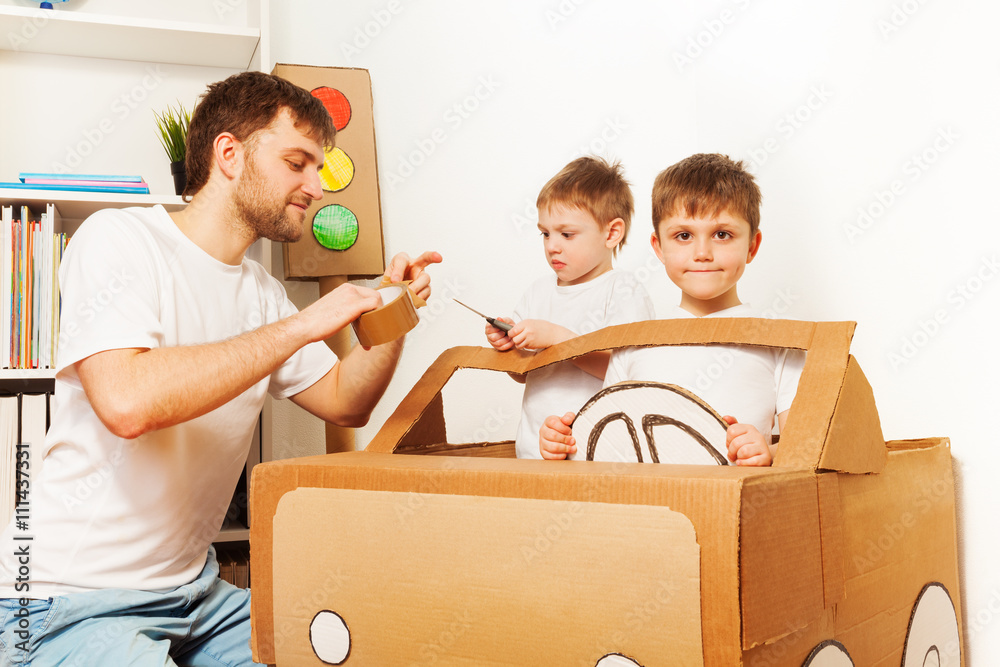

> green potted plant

[{"left": 154, "top": 102, "right": 192, "bottom": 196}]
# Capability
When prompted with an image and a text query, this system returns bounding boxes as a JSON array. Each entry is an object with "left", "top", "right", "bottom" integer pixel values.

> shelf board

[
  {"left": 0, "top": 368, "right": 56, "bottom": 394},
  {"left": 0, "top": 6, "right": 259, "bottom": 69},
  {"left": 1, "top": 188, "right": 185, "bottom": 223},
  {"left": 215, "top": 527, "right": 250, "bottom": 543},
  {"left": 0, "top": 368, "right": 55, "bottom": 379}
]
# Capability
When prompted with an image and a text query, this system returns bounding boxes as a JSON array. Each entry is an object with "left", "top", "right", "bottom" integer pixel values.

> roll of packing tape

[{"left": 351, "top": 283, "right": 420, "bottom": 347}]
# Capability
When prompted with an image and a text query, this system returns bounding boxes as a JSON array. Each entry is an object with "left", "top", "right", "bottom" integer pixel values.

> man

[{"left": 0, "top": 71, "right": 440, "bottom": 666}]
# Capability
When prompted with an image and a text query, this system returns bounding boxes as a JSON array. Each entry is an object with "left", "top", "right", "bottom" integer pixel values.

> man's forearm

[
  {"left": 329, "top": 337, "right": 403, "bottom": 424},
  {"left": 79, "top": 314, "right": 313, "bottom": 439}
]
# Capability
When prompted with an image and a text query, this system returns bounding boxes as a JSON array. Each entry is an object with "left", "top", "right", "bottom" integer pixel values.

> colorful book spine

[
  {"left": 23, "top": 179, "right": 149, "bottom": 189},
  {"left": 0, "top": 182, "right": 151, "bottom": 195},
  {"left": 19, "top": 172, "right": 145, "bottom": 183},
  {"left": 2, "top": 205, "right": 67, "bottom": 369}
]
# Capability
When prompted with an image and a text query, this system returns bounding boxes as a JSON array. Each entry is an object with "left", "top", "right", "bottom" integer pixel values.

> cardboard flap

[
  {"left": 393, "top": 391, "right": 446, "bottom": 451},
  {"left": 816, "top": 473, "right": 846, "bottom": 609},
  {"left": 272, "top": 488, "right": 704, "bottom": 666},
  {"left": 817, "top": 356, "right": 887, "bottom": 473},
  {"left": 740, "top": 473, "right": 827, "bottom": 649},
  {"left": 369, "top": 319, "right": 886, "bottom": 474}
]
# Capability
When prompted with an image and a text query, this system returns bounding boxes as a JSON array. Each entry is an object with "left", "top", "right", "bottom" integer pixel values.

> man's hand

[
  {"left": 540, "top": 412, "right": 577, "bottom": 460},
  {"left": 383, "top": 251, "right": 443, "bottom": 301},
  {"left": 485, "top": 317, "right": 516, "bottom": 351},
  {"left": 508, "top": 319, "right": 574, "bottom": 351},
  {"left": 298, "top": 283, "right": 383, "bottom": 344},
  {"left": 723, "top": 415, "right": 772, "bottom": 466}
]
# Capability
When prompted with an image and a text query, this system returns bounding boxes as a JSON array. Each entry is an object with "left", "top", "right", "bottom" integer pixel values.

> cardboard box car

[{"left": 249, "top": 319, "right": 964, "bottom": 666}]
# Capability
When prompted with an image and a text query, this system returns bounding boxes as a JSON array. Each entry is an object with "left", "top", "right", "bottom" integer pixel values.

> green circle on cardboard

[{"left": 313, "top": 205, "right": 359, "bottom": 251}]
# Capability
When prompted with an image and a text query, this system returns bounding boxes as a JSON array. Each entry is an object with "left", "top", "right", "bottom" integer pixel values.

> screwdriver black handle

[{"left": 486, "top": 317, "right": 513, "bottom": 333}]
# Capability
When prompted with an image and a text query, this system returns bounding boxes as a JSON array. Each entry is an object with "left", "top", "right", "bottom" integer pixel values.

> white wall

[{"left": 271, "top": 0, "right": 999, "bottom": 660}]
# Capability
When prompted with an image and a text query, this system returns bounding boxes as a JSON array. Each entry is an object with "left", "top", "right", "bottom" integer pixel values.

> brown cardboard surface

[
  {"left": 817, "top": 356, "right": 886, "bottom": 473},
  {"left": 832, "top": 440, "right": 962, "bottom": 666},
  {"left": 364, "top": 319, "right": 884, "bottom": 474},
  {"left": 251, "top": 451, "right": 829, "bottom": 665},
  {"left": 739, "top": 441, "right": 962, "bottom": 666},
  {"left": 274, "top": 64, "right": 386, "bottom": 279},
  {"left": 740, "top": 473, "right": 826, "bottom": 649},
  {"left": 272, "top": 488, "right": 704, "bottom": 665},
  {"left": 816, "top": 473, "right": 846, "bottom": 609}
]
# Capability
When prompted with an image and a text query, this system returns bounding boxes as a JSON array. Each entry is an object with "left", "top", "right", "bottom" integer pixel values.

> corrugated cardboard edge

[{"left": 366, "top": 319, "right": 885, "bottom": 475}]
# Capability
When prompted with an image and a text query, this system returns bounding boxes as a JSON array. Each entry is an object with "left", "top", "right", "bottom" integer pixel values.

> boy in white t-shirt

[
  {"left": 485, "top": 156, "right": 654, "bottom": 459},
  {"left": 540, "top": 153, "right": 805, "bottom": 466}
]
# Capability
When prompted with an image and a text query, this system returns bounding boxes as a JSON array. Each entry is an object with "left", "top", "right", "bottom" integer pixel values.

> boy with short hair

[
  {"left": 486, "top": 156, "right": 654, "bottom": 459},
  {"left": 539, "top": 153, "right": 804, "bottom": 466}
]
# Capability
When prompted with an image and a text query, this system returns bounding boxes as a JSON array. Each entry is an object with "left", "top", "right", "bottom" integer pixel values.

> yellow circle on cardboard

[{"left": 319, "top": 147, "right": 355, "bottom": 192}]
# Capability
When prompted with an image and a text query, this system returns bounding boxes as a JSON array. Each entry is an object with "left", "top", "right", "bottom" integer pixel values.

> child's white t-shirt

[
  {"left": 603, "top": 304, "right": 805, "bottom": 440},
  {"left": 0, "top": 205, "right": 337, "bottom": 598},
  {"left": 512, "top": 270, "right": 654, "bottom": 459}
]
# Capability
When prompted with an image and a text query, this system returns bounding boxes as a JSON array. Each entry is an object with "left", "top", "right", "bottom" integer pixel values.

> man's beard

[{"left": 234, "top": 153, "right": 305, "bottom": 243}]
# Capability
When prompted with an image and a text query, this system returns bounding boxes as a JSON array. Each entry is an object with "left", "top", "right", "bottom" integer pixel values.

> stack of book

[
  {"left": 0, "top": 393, "right": 48, "bottom": 528},
  {"left": 1, "top": 204, "right": 68, "bottom": 369},
  {"left": 0, "top": 173, "right": 150, "bottom": 195},
  {"left": 216, "top": 543, "right": 251, "bottom": 589}
]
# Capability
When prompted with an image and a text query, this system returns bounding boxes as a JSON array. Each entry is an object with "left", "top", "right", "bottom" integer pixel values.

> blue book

[
  {"left": 0, "top": 182, "right": 151, "bottom": 195},
  {"left": 18, "top": 172, "right": 146, "bottom": 183}
]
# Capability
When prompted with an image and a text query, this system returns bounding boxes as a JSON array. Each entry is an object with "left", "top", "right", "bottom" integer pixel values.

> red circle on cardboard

[{"left": 312, "top": 87, "right": 352, "bottom": 131}]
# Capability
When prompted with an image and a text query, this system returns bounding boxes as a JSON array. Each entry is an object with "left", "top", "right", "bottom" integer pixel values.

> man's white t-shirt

[
  {"left": 513, "top": 270, "right": 654, "bottom": 459},
  {"left": 603, "top": 304, "right": 805, "bottom": 440},
  {"left": 0, "top": 205, "right": 337, "bottom": 598}
]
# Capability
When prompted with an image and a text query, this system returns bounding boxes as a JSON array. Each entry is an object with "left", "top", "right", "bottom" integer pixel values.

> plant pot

[{"left": 170, "top": 160, "right": 187, "bottom": 196}]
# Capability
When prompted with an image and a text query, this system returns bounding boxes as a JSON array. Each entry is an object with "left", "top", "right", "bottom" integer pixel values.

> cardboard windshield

[{"left": 366, "top": 318, "right": 887, "bottom": 474}]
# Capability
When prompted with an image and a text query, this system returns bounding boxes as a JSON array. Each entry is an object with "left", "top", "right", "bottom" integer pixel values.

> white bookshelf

[
  {"left": 1, "top": 2, "right": 272, "bottom": 551},
  {"left": 0, "top": 5, "right": 260, "bottom": 69},
  {"left": 0, "top": 189, "right": 186, "bottom": 230},
  {"left": 216, "top": 527, "right": 251, "bottom": 543},
  {"left": 0, "top": 369, "right": 56, "bottom": 380}
]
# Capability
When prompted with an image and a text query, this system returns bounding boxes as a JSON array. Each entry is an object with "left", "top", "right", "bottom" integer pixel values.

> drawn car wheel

[
  {"left": 801, "top": 640, "right": 854, "bottom": 666},
  {"left": 901, "top": 583, "right": 961, "bottom": 667},
  {"left": 595, "top": 653, "right": 642, "bottom": 666},
  {"left": 570, "top": 381, "right": 729, "bottom": 465},
  {"left": 310, "top": 610, "right": 351, "bottom": 665}
]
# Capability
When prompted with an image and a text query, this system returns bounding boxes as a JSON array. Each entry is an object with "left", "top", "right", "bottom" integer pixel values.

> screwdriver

[{"left": 453, "top": 299, "right": 513, "bottom": 332}]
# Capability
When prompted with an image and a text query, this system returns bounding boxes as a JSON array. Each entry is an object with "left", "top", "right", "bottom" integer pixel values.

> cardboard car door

[{"left": 271, "top": 488, "right": 704, "bottom": 666}]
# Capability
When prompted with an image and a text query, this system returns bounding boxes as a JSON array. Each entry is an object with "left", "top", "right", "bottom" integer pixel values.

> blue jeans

[{"left": 0, "top": 547, "right": 264, "bottom": 666}]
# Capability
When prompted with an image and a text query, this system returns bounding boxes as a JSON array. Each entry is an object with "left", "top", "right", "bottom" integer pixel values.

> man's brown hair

[
  {"left": 651, "top": 153, "right": 761, "bottom": 236},
  {"left": 536, "top": 156, "right": 634, "bottom": 256},
  {"left": 183, "top": 71, "right": 336, "bottom": 200}
]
